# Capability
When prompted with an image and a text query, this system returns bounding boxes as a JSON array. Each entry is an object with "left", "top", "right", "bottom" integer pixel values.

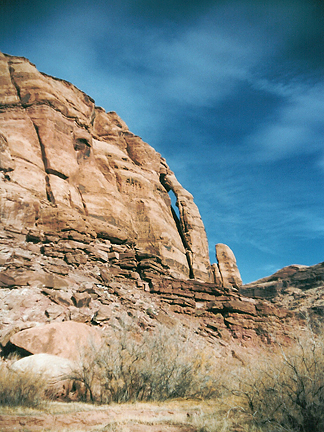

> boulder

[
  {"left": 11, "top": 353, "right": 74, "bottom": 381},
  {"left": 10, "top": 321, "right": 102, "bottom": 361},
  {"left": 10, "top": 353, "right": 81, "bottom": 400},
  {"left": 72, "top": 292, "right": 92, "bottom": 308}
]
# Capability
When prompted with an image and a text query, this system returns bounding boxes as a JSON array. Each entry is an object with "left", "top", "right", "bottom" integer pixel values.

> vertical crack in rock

[
  {"left": 170, "top": 205, "right": 195, "bottom": 279},
  {"left": 7, "top": 61, "right": 57, "bottom": 205},
  {"left": 90, "top": 107, "right": 96, "bottom": 126},
  {"left": 31, "top": 122, "right": 56, "bottom": 205},
  {"left": 77, "top": 186, "right": 89, "bottom": 216},
  {"left": 7, "top": 62, "right": 22, "bottom": 102},
  {"left": 45, "top": 176, "right": 56, "bottom": 204},
  {"left": 215, "top": 257, "right": 225, "bottom": 287}
]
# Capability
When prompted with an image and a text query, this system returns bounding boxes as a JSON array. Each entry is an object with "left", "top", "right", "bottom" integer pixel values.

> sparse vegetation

[
  {"left": 2, "top": 322, "right": 324, "bottom": 432},
  {"left": 193, "top": 325, "right": 324, "bottom": 432},
  {"left": 230, "top": 328, "right": 324, "bottom": 432},
  {"left": 0, "top": 358, "right": 46, "bottom": 408},
  {"left": 70, "top": 323, "right": 221, "bottom": 404}
]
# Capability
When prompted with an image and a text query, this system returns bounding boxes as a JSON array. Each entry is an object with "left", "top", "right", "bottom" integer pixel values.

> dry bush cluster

[
  {"left": 1, "top": 319, "right": 324, "bottom": 432},
  {"left": 0, "top": 358, "right": 46, "bottom": 408},
  {"left": 70, "top": 324, "right": 221, "bottom": 404},
  {"left": 195, "top": 325, "right": 324, "bottom": 432},
  {"left": 232, "top": 328, "right": 324, "bottom": 432}
]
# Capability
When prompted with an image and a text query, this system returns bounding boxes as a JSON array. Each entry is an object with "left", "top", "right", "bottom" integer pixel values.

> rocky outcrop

[
  {"left": 0, "top": 52, "right": 215, "bottom": 282},
  {"left": 213, "top": 244, "right": 242, "bottom": 289},
  {"left": 9, "top": 321, "right": 102, "bottom": 361},
  {"left": 0, "top": 226, "right": 298, "bottom": 357},
  {"left": 0, "top": 52, "right": 308, "bottom": 366},
  {"left": 241, "top": 263, "right": 324, "bottom": 299},
  {"left": 241, "top": 262, "right": 324, "bottom": 319}
]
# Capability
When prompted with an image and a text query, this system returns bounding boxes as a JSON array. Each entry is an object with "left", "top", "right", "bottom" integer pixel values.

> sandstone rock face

[
  {"left": 0, "top": 52, "right": 213, "bottom": 282},
  {"left": 10, "top": 321, "right": 102, "bottom": 361},
  {"left": 0, "top": 52, "right": 303, "bottom": 361},
  {"left": 214, "top": 244, "right": 242, "bottom": 288}
]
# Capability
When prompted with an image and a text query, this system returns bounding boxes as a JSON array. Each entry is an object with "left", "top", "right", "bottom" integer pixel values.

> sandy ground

[{"left": 0, "top": 401, "right": 206, "bottom": 431}]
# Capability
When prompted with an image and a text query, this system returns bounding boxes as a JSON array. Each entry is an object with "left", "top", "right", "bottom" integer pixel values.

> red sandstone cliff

[{"left": 0, "top": 52, "right": 216, "bottom": 282}]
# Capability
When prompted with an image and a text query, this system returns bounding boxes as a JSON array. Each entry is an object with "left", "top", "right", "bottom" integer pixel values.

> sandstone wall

[{"left": 0, "top": 52, "right": 214, "bottom": 281}]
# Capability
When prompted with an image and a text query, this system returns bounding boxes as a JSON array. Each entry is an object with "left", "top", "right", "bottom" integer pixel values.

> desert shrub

[
  {"left": 70, "top": 324, "right": 221, "bottom": 403},
  {"left": 0, "top": 359, "right": 46, "bottom": 407},
  {"left": 231, "top": 329, "right": 324, "bottom": 432}
]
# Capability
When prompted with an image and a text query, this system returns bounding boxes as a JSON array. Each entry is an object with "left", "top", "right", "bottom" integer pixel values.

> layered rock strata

[
  {"left": 241, "top": 262, "right": 324, "bottom": 319},
  {"left": 0, "top": 52, "right": 213, "bottom": 281},
  {"left": 0, "top": 226, "right": 297, "bottom": 358}
]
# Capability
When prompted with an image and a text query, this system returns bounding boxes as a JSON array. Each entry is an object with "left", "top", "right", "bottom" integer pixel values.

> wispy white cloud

[
  {"left": 281, "top": 208, "right": 324, "bottom": 239},
  {"left": 151, "top": 25, "right": 259, "bottom": 107},
  {"left": 246, "top": 82, "right": 324, "bottom": 164}
]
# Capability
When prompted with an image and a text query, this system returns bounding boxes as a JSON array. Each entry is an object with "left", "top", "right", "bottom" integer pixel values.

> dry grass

[
  {"left": 192, "top": 325, "right": 324, "bottom": 432},
  {"left": 0, "top": 399, "right": 212, "bottom": 432},
  {"left": 233, "top": 330, "right": 324, "bottom": 432},
  {"left": 0, "top": 358, "right": 47, "bottom": 409}
]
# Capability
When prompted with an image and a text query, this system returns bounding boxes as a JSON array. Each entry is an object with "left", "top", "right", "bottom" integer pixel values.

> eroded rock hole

[
  {"left": 169, "top": 190, "right": 180, "bottom": 219},
  {"left": 160, "top": 173, "right": 194, "bottom": 278},
  {"left": 74, "top": 138, "right": 91, "bottom": 161},
  {"left": 169, "top": 192, "right": 194, "bottom": 279}
]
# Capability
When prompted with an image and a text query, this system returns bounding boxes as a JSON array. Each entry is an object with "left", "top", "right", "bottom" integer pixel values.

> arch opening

[
  {"left": 160, "top": 173, "right": 194, "bottom": 279},
  {"left": 169, "top": 191, "right": 194, "bottom": 279}
]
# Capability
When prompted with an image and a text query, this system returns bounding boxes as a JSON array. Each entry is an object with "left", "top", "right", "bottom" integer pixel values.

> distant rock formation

[
  {"left": 241, "top": 262, "right": 324, "bottom": 318},
  {"left": 241, "top": 263, "right": 324, "bottom": 299}
]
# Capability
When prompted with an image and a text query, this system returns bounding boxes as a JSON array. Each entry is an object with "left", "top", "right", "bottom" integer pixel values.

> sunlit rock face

[
  {"left": 215, "top": 244, "right": 242, "bottom": 289},
  {"left": 0, "top": 52, "right": 214, "bottom": 282}
]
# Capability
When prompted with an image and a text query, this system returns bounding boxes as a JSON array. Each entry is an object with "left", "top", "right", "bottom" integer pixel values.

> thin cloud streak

[{"left": 247, "top": 82, "right": 324, "bottom": 164}]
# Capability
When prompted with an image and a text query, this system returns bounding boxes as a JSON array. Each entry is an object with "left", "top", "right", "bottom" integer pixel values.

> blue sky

[{"left": 1, "top": 0, "right": 323, "bottom": 283}]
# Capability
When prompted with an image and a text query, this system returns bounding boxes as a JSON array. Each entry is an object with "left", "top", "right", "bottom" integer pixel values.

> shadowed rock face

[{"left": 0, "top": 52, "right": 213, "bottom": 281}]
